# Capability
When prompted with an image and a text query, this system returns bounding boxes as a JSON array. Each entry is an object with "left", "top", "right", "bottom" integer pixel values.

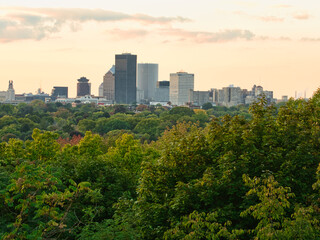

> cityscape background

[
  {"left": 1, "top": 1, "right": 320, "bottom": 98},
  {"left": 0, "top": 52, "right": 288, "bottom": 107}
]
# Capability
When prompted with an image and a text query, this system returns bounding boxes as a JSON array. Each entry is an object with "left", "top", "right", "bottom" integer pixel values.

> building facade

[
  {"left": 155, "top": 80, "right": 170, "bottom": 102},
  {"left": 51, "top": 86, "right": 68, "bottom": 99},
  {"left": 245, "top": 85, "right": 274, "bottom": 105},
  {"left": 169, "top": 72, "right": 194, "bottom": 106},
  {"left": 219, "top": 86, "right": 244, "bottom": 107},
  {"left": 77, "top": 77, "right": 91, "bottom": 97},
  {"left": 137, "top": 63, "right": 158, "bottom": 103},
  {"left": 99, "top": 83, "right": 103, "bottom": 97},
  {"left": 0, "top": 91, "right": 6, "bottom": 102},
  {"left": 103, "top": 65, "right": 115, "bottom": 101},
  {"left": 115, "top": 54, "right": 137, "bottom": 104},
  {"left": 189, "top": 90, "right": 211, "bottom": 106}
]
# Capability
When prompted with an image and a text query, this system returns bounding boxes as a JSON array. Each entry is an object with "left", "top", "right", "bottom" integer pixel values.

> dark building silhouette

[
  {"left": 115, "top": 53, "right": 137, "bottom": 104},
  {"left": 77, "top": 77, "right": 91, "bottom": 97},
  {"left": 51, "top": 86, "right": 68, "bottom": 100}
]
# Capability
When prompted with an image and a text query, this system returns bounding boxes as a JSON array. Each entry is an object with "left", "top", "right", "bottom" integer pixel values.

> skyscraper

[
  {"left": 115, "top": 53, "right": 137, "bottom": 104},
  {"left": 169, "top": 72, "right": 194, "bottom": 106},
  {"left": 77, "top": 77, "right": 91, "bottom": 97},
  {"left": 103, "top": 65, "right": 115, "bottom": 101},
  {"left": 137, "top": 63, "right": 158, "bottom": 103}
]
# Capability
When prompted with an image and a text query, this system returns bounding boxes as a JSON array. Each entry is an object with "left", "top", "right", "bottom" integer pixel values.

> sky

[{"left": 1, "top": 0, "right": 320, "bottom": 98}]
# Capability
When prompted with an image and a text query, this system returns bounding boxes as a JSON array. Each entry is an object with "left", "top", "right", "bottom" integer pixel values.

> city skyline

[{"left": 1, "top": 1, "right": 320, "bottom": 98}]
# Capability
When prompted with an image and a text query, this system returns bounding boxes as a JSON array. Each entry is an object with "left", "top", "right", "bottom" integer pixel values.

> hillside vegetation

[{"left": 1, "top": 94, "right": 320, "bottom": 239}]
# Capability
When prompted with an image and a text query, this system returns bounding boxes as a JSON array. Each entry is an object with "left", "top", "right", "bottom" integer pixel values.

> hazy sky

[{"left": 1, "top": 0, "right": 320, "bottom": 98}]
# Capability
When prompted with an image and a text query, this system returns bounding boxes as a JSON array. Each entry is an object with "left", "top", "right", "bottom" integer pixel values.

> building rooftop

[
  {"left": 108, "top": 65, "right": 115, "bottom": 74},
  {"left": 78, "top": 77, "right": 89, "bottom": 83}
]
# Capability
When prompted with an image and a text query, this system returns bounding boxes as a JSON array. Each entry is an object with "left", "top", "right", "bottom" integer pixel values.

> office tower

[
  {"left": 155, "top": 80, "right": 170, "bottom": 102},
  {"left": 115, "top": 53, "right": 137, "bottom": 104},
  {"left": 189, "top": 90, "right": 211, "bottom": 106},
  {"left": 137, "top": 63, "right": 158, "bottom": 103},
  {"left": 103, "top": 65, "right": 115, "bottom": 101},
  {"left": 6, "top": 80, "right": 15, "bottom": 101},
  {"left": 99, "top": 83, "right": 103, "bottom": 97},
  {"left": 169, "top": 72, "right": 194, "bottom": 106},
  {"left": 219, "top": 85, "right": 244, "bottom": 107},
  {"left": 51, "top": 86, "right": 68, "bottom": 99},
  {"left": 77, "top": 77, "right": 91, "bottom": 97}
]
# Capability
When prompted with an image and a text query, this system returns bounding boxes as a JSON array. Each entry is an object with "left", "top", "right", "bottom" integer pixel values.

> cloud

[
  {"left": 109, "top": 28, "right": 149, "bottom": 39},
  {"left": 273, "top": 5, "right": 292, "bottom": 8},
  {"left": 234, "top": 11, "right": 284, "bottom": 22},
  {"left": 161, "top": 28, "right": 255, "bottom": 43},
  {"left": 0, "top": 7, "right": 190, "bottom": 42},
  {"left": 0, "top": 17, "right": 59, "bottom": 42},
  {"left": 258, "top": 16, "right": 284, "bottom": 22},
  {"left": 300, "top": 37, "right": 320, "bottom": 42},
  {"left": 278, "top": 36, "right": 292, "bottom": 41},
  {"left": 255, "top": 36, "right": 292, "bottom": 41},
  {"left": 31, "top": 8, "right": 190, "bottom": 24},
  {"left": 293, "top": 12, "right": 311, "bottom": 20}
]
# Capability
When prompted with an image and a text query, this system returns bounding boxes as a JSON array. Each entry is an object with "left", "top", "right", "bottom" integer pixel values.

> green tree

[
  {"left": 241, "top": 174, "right": 294, "bottom": 239},
  {"left": 202, "top": 102, "right": 213, "bottom": 110},
  {"left": 1, "top": 162, "right": 91, "bottom": 239}
]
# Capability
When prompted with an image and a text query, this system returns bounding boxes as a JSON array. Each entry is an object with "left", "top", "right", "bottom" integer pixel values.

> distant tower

[
  {"left": 137, "top": 63, "right": 158, "bottom": 103},
  {"left": 103, "top": 65, "right": 115, "bottom": 101},
  {"left": 77, "top": 77, "right": 91, "bottom": 97},
  {"left": 115, "top": 53, "right": 137, "bottom": 104},
  {"left": 6, "top": 80, "right": 15, "bottom": 101},
  {"left": 169, "top": 72, "right": 194, "bottom": 106}
]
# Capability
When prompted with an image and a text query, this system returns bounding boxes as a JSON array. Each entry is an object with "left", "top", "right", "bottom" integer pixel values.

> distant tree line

[{"left": 0, "top": 101, "right": 252, "bottom": 143}]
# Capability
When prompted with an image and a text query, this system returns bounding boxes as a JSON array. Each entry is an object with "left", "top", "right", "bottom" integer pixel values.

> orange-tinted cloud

[
  {"left": 293, "top": 12, "right": 311, "bottom": 20},
  {"left": 301, "top": 37, "right": 320, "bottom": 42},
  {"left": 234, "top": 11, "right": 284, "bottom": 22},
  {"left": 273, "top": 5, "right": 292, "bottom": 8},
  {"left": 109, "top": 28, "right": 149, "bottom": 39},
  {"left": 259, "top": 16, "right": 284, "bottom": 22},
  {"left": 160, "top": 28, "right": 255, "bottom": 43}
]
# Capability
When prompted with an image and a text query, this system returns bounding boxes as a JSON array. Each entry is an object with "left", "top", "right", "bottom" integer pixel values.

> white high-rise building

[
  {"left": 98, "top": 83, "right": 103, "bottom": 97},
  {"left": 137, "top": 63, "right": 158, "bottom": 103},
  {"left": 169, "top": 72, "right": 194, "bottom": 106}
]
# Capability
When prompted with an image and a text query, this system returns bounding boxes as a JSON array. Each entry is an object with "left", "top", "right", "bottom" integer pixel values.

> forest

[{"left": 0, "top": 93, "right": 319, "bottom": 239}]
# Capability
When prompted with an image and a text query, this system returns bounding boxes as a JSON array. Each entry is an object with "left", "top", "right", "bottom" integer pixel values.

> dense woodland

[{"left": 0, "top": 93, "right": 319, "bottom": 239}]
